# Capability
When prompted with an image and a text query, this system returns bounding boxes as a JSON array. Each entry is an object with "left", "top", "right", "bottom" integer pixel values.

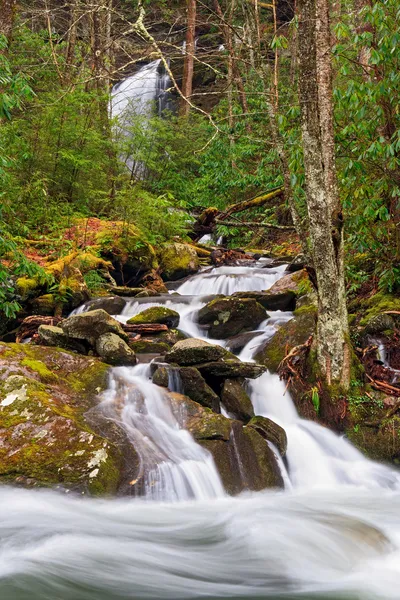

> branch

[
  {"left": 216, "top": 219, "right": 295, "bottom": 230},
  {"left": 219, "top": 186, "right": 284, "bottom": 219}
]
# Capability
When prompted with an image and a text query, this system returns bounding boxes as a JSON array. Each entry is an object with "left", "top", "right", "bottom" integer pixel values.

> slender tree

[
  {"left": 297, "top": 0, "right": 350, "bottom": 388},
  {"left": 0, "top": 0, "right": 17, "bottom": 43},
  {"left": 180, "top": 0, "right": 197, "bottom": 116}
]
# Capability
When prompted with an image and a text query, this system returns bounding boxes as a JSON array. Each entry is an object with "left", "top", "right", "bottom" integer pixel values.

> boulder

[
  {"left": 225, "top": 331, "right": 264, "bottom": 353},
  {"left": 95, "top": 333, "right": 137, "bottom": 366},
  {"left": 127, "top": 306, "right": 180, "bottom": 328},
  {"left": 152, "top": 366, "right": 169, "bottom": 387},
  {"left": 86, "top": 296, "right": 127, "bottom": 315},
  {"left": 0, "top": 342, "right": 139, "bottom": 494},
  {"left": 232, "top": 290, "right": 296, "bottom": 312},
  {"left": 164, "top": 338, "right": 228, "bottom": 366},
  {"left": 198, "top": 297, "right": 266, "bottom": 338},
  {"left": 268, "top": 269, "right": 308, "bottom": 296},
  {"left": 255, "top": 305, "right": 316, "bottom": 372},
  {"left": 130, "top": 339, "right": 170, "bottom": 354},
  {"left": 38, "top": 325, "right": 87, "bottom": 354},
  {"left": 158, "top": 242, "right": 200, "bottom": 281},
  {"left": 285, "top": 254, "right": 306, "bottom": 273},
  {"left": 169, "top": 393, "right": 231, "bottom": 442},
  {"left": 179, "top": 367, "right": 220, "bottom": 411},
  {"left": 197, "top": 360, "right": 266, "bottom": 379},
  {"left": 61, "top": 309, "right": 128, "bottom": 346},
  {"left": 109, "top": 286, "right": 144, "bottom": 297},
  {"left": 31, "top": 294, "right": 57, "bottom": 316},
  {"left": 363, "top": 313, "right": 395, "bottom": 336},
  {"left": 221, "top": 379, "right": 255, "bottom": 422},
  {"left": 248, "top": 416, "right": 287, "bottom": 456}
]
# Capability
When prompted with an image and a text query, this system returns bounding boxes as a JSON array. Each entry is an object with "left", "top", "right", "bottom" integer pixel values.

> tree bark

[
  {"left": 0, "top": 0, "right": 16, "bottom": 43},
  {"left": 297, "top": 0, "right": 350, "bottom": 388},
  {"left": 180, "top": 0, "right": 197, "bottom": 117}
]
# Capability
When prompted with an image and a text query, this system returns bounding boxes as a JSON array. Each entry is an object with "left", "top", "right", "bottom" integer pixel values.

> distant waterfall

[{"left": 110, "top": 59, "right": 173, "bottom": 176}]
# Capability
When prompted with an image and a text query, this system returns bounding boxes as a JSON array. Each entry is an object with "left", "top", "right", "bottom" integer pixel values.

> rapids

[{"left": 2, "top": 261, "right": 400, "bottom": 599}]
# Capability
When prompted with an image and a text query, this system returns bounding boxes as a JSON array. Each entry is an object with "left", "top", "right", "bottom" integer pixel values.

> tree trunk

[
  {"left": 297, "top": 0, "right": 350, "bottom": 388},
  {"left": 0, "top": 0, "right": 16, "bottom": 43},
  {"left": 180, "top": 0, "right": 197, "bottom": 117}
]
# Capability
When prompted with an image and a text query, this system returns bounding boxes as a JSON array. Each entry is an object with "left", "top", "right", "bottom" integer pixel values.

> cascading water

[{"left": 3, "top": 262, "right": 400, "bottom": 599}]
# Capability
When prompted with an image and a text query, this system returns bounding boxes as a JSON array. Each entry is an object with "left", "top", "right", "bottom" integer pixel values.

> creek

[{"left": 1, "top": 262, "right": 400, "bottom": 599}]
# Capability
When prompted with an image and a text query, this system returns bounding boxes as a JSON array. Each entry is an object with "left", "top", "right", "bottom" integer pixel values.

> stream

[{"left": 1, "top": 263, "right": 400, "bottom": 599}]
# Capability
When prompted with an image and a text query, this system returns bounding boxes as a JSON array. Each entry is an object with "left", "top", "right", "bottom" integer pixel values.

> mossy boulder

[
  {"left": 0, "top": 343, "right": 139, "bottom": 494},
  {"left": 197, "top": 360, "right": 266, "bottom": 379},
  {"left": 179, "top": 367, "right": 220, "bottom": 411},
  {"left": 167, "top": 392, "right": 283, "bottom": 494},
  {"left": 127, "top": 306, "right": 180, "bottom": 328},
  {"left": 165, "top": 338, "right": 228, "bottom": 366},
  {"left": 231, "top": 290, "right": 296, "bottom": 312},
  {"left": 255, "top": 305, "right": 316, "bottom": 372},
  {"left": 198, "top": 297, "right": 267, "bottom": 338},
  {"left": 130, "top": 339, "right": 170, "bottom": 354},
  {"left": 358, "top": 292, "right": 400, "bottom": 325},
  {"left": 268, "top": 269, "right": 309, "bottom": 295},
  {"left": 248, "top": 416, "right": 287, "bottom": 456},
  {"left": 61, "top": 309, "right": 128, "bottom": 346},
  {"left": 31, "top": 294, "right": 57, "bottom": 316},
  {"left": 221, "top": 379, "right": 254, "bottom": 422},
  {"left": 158, "top": 242, "right": 200, "bottom": 281},
  {"left": 38, "top": 325, "right": 87, "bottom": 354},
  {"left": 152, "top": 366, "right": 169, "bottom": 387},
  {"left": 95, "top": 333, "right": 137, "bottom": 366},
  {"left": 363, "top": 313, "right": 396, "bottom": 336}
]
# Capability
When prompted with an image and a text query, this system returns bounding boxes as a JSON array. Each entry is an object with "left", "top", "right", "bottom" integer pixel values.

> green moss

[
  {"left": 158, "top": 242, "right": 199, "bottom": 281},
  {"left": 21, "top": 358, "right": 59, "bottom": 383},
  {"left": 16, "top": 277, "right": 41, "bottom": 300},
  {"left": 359, "top": 292, "right": 400, "bottom": 325},
  {"left": 127, "top": 306, "right": 180, "bottom": 327},
  {"left": 130, "top": 340, "right": 170, "bottom": 354}
]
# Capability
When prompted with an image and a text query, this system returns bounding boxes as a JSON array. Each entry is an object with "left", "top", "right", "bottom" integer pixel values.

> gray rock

[
  {"left": 248, "top": 416, "right": 287, "bottom": 456},
  {"left": 221, "top": 379, "right": 255, "bottom": 422},
  {"left": 198, "top": 297, "right": 266, "bottom": 338},
  {"left": 232, "top": 290, "right": 296, "bottom": 312},
  {"left": 86, "top": 296, "right": 127, "bottom": 315},
  {"left": 197, "top": 360, "right": 266, "bottom": 379},
  {"left": 38, "top": 325, "right": 87, "bottom": 354},
  {"left": 165, "top": 338, "right": 228, "bottom": 366},
  {"left": 95, "top": 332, "right": 137, "bottom": 366},
  {"left": 364, "top": 313, "right": 395, "bottom": 335},
  {"left": 61, "top": 309, "right": 128, "bottom": 345}
]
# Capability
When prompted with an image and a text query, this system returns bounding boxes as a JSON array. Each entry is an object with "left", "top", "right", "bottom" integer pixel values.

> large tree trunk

[
  {"left": 0, "top": 0, "right": 16, "bottom": 42},
  {"left": 180, "top": 0, "right": 197, "bottom": 117},
  {"left": 297, "top": 0, "right": 350, "bottom": 388}
]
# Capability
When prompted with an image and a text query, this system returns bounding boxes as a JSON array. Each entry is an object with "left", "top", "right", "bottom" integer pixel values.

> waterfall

[{"left": 101, "top": 363, "right": 224, "bottom": 502}]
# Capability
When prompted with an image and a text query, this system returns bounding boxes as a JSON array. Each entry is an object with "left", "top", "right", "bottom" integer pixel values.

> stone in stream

[
  {"left": 225, "top": 330, "right": 264, "bottom": 353},
  {"left": 164, "top": 338, "right": 228, "bottom": 366},
  {"left": 95, "top": 332, "right": 137, "bottom": 366},
  {"left": 127, "top": 306, "right": 180, "bottom": 328},
  {"left": 61, "top": 309, "right": 128, "bottom": 345},
  {"left": 153, "top": 365, "right": 220, "bottom": 412},
  {"left": 248, "top": 416, "right": 288, "bottom": 457},
  {"left": 0, "top": 342, "right": 139, "bottom": 495},
  {"left": 85, "top": 296, "right": 127, "bottom": 315},
  {"left": 221, "top": 379, "right": 255, "bottom": 423},
  {"left": 158, "top": 242, "right": 200, "bottom": 281},
  {"left": 363, "top": 313, "right": 395, "bottom": 336},
  {"left": 197, "top": 360, "right": 266, "bottom": 379},
  {"left": 198, "top": 297, "right": 266, "bottom": 338},
  {"left": 231, "top": 290, "right": 296, "bottom": 312},
  {"left": 267, "top": 269, "right": 308, "bottom": 296},
  {"left": 38, "top": 325, "right": 88, "bottom": 354}
]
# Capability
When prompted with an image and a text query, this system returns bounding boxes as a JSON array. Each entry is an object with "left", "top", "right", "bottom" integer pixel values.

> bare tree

[{"left": 297, "top": 0, "right": 350, "bottom": 388}]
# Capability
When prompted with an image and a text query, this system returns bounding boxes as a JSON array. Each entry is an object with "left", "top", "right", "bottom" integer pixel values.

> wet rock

[
  {"left": 61, "top": 309, "right": 128, "bottom": 346},
  {"left": 197, "top": 360, "right": 266, "bottom": 379},
  {"left": 152, "top": 366, "right": 169, "bottom": 387},
  {"left": 285, "top": 254, "right": 306, "bottom": 273},
  {"left": 130, "top": 339, "right": 170, "bottom": 354},
  {"left": 201, "top": 421, "right": 284, "bottom": 494},
  {"left": 221, "top": 379, "right": 254, "bottom": 422},
  {"left": 159, "top": 242, "right": 200, "bottom": 281},
  {"left": 95, "top": 333, "right": 137, "bottom": 366},
  {"left": 363, "top": 313, "right": 395, "bottom": 336},
  {"left": 38, "top": 325, "right": 87, "bottom": 354},
  {"left": 109, "top": 286, "right": 144, "bottom": 297},
  {"left": 0, "top": 342, "right": 139, "bottom": 494},
  {"left": 225, "top": 331, "right": 264, "bottom": 353},
  {"left": 165, "top": 338, "right": 228, "bottom": 366},
  {"left": 232, "top": 290, "right": 296, "bottom": 312},
  {"left": 86, "top": 296, "right": 127, "bottom": 315},
  {"left": 179, "top": 367, "right": 220, "bottom": 411},
  {"left": 255, "top": 305, "right": 315, "bottom": 372},
  {"left": 169, "top": 392, "right": 230, "bottom": 441},
  {"left": 127, "top": 306, "right": 180, "bottom": 328},
  {"left": 268, "top": 269, "right": 308, "bottom": 296},
  {"left": 198, "top": 297, "right": 267, "bottom": 338},
  {"left": 248, "top": 416, "right": 287, "bottom": 456}
]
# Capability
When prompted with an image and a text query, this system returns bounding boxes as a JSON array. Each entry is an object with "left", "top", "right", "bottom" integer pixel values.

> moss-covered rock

[
  {"left": 179, "top": 367, "right": 220, "bottom": 411},
  {"left": 130, "top": 339, "right": 170, "bottom": 354},
  {"left": 221, "top": 379, "right": 255, "bottom": 422},
  {"left": 38, "top": 325, "right": 87, "bottom": 354},
  {"left": 165, "top": 338, "right": 228, "bottom": 365},
  {"left": 0, "top": 343, "right": 139, "bottom": 494},
  {"left": 267, "top": 269, "right": 309, "bottom": 295},
  {"left": 86, "top": 296, "right": 127, "bottom": 315},
  {"left": 158, "top": 242, "right": 200, "bottom": 281},
  {"left": 95, "top": 333, "right": 137, "bottom": 366},
  {"left": 248, "top": 416, "right": 287, "bottom": 456},
  {"left": 231, "top": 290, "right": 296, "bottom": 312},
  {"left": 255, "top": 306, "right": 316, "bottom": 372},
  {"left": 61, "top": 309, "right": 128, "bottom": 345},
  {"left": 197, "top": 360, "right": 266, "bottom": 379},
  {"left": 198, "top": 297, "right": 267, "bottom": 338},
  {"left": 363, "top": 313, "right": 396, "bottom": 336},
  {"left": 358, "top": 292, "right": 400, "bottom": 326},
  {"left": 31, "top": 294, "right": 57, "bottom": 316},
  {"left": 127, "top": 306, "right": 180, "bottom": 328}
]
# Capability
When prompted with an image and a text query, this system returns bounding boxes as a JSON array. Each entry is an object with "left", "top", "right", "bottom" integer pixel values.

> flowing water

[{"left": 2, "top": 262, "right": 400, "bottom": 599}]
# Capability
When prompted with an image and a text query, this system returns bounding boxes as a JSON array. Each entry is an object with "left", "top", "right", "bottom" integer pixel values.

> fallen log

[
  {"left": 219, "top": 187, "right": 284, "bottom": 220},
  {"left": 121, "top": 323, "right": 169, "bottom": 334},
  {"left": 16, "top": 315, "right": 63, "bottom": 343},
  {"left": 215, "top": 219, "right": 295, "bottom": 230}
]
